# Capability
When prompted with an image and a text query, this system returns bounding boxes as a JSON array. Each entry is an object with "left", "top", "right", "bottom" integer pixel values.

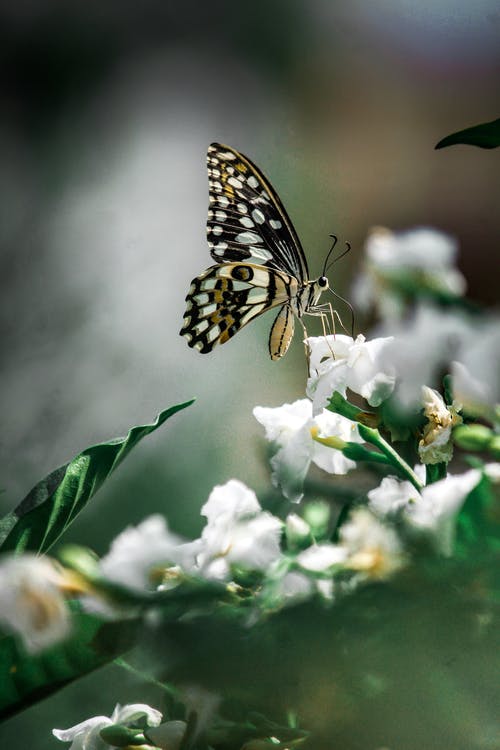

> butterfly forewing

[{"left": 206, "top": 143, "right": 309, "bottom": 282}]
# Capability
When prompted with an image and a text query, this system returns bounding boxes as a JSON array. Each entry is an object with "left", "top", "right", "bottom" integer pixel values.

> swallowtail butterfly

[{"left": 180, "top": 143, "right": 331, "bottom": 360}]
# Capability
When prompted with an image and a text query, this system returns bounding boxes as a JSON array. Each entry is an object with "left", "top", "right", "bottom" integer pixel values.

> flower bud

[{"left": 453, "top": 423, "right": 493, "bottom": 451}]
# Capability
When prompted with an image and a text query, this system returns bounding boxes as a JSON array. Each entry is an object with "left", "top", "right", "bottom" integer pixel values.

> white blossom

[
  {"left": 297, "top": 543, "right": 347, "bottom": 572},
  {"left": 407, "top": 469, "right": 482, "bottom": 555},
  {"left": 277, "top": 571, "right": 315, "bottom": 600},
  {"left": 484, "top": 463, "right": 500, "bottom": 483},
  {"left": 339, "top": 508, "right": 405, "bottom": 580},
  {"left": 0, "top": 554, "right": 72, "bottom": 653},
  {"left": 99, "top": 514, "right": 195, "bottom": 591},
  {"left": 368, "top": 469, "right": 482, "bottom": 555},
  {"left": 451, "top": 317, "right": 500, "bottom": 417},
  {"left": 53, "top": 703, "right": 162, "bottom": 749},
  {"left": 378, "top": 303, "right": 470, "bottom": 409},
  {"left": 368, "top": 476, "right": 420, "bottom": 515},
  {"left": 418, "top": 386, "right": 462, "bottom": 464},
  {"left": 254, "top": 399, "right": 361, "bottom": 502},
  {"left": 353, "top": 227, "right": 466, "bottom": 319},
  {"left": 196, "top": 480, "right": 282, "bottom": 579},
  {"left": 306, "top": 334, "right": 396, "bottom": 414},
  {"left": 285, "top": 513, "right": 311, "bottom": 547}
]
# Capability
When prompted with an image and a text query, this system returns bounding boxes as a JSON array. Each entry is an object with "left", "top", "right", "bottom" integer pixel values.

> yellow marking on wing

[{"left": 235, "top": 162, "right": 248, "bottom": 173}]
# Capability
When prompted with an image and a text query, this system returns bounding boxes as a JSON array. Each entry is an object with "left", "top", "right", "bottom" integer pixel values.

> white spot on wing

[
  {"left": 236, "top": 231, "right": 262, "bottom": 245},
  {"left": 218, "top": 196, "right": 229, "bottom": 208},
  {"left": 251, "top": 209, "right": 265, "bottom": 224},
  {"left": 215, "top": 210, "right": 227, "bottom": 221},
  {"left": 193, "top": 292, "right": 209, "bottom": 304},
  {"left": 239, "top": 216, "right": 255, "bottom": 229},
  {"left": 194, "top": 319, "right": 209, "bottom": 333},
  {"left": 201, "top": 303, "right": 217, "bottom": 316},
  {"left": 270, "top": 219, "right": 282, "bottom": 230},
  {"left": 247, "top": 175, "right": 259, "bottom": 189},
  {"left": 237, "top": 203, "right": 247, "bottom": 213},
  {"left": 249, "top": 246, "right": 273, "bottom": 261},
  {"left": 207, "top": 325, "right": 221, "bottom": 343},
  {"left": 228, "top": 176, "right": 243, "bottom": 189}
]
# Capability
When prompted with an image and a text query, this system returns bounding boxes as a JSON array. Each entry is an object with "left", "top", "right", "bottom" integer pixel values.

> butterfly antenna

[
  {"left": 321, "top": 235, "right": 338, "bottom": 277},
  {"left": 325, "top": 241, "right": 351, "bottom": 275},
  {"left": 328, "top": 287, "right": 356, "bottom": 338}
]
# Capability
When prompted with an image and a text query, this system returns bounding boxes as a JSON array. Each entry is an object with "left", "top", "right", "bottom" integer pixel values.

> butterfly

[{"left": 180, "top": 143, "right": 332, "bottom": 360}]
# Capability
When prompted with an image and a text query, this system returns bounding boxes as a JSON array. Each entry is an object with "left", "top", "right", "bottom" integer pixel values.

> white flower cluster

[
  {"left": 353, "top": 226, "right": 467, "bottom": 319},
  {"left": 368, "top": 468, "right": 483, "bottom": 555},
  {"left": 96, "top": 480, "right": 281, "bottom": 589}
]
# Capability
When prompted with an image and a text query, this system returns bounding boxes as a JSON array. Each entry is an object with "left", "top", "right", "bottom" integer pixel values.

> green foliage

[
  {"left": 0, "top": 401, "right": 194, "bottom": 555},
  {"left": 455, "top": 473, "right": 500, "bottom": 557},
  {"left": 0, "top": 611, "right": 139, "bottom": 721},
  {"left": 435, "top": 117, "right": 500, "bottom": 149}
]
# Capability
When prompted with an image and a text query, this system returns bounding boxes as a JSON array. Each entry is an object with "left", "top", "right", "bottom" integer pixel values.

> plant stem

[{"left": 357, "top": 423, "right": 423, "bottom": 490}]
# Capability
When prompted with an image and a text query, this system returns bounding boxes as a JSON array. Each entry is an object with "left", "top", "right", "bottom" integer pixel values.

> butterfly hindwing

[
  {"left": 180, "top": 263, "right": 295, "bottom": 353},
  {"left": 206, "top": 143, "right": 309, "bottom": 282}
]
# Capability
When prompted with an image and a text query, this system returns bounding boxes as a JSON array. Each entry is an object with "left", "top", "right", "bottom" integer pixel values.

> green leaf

[
  {"left": 455, "top": 474, "right": 500, "bottom": 556},
  {"left": 435, "top": 117, "right": 500, "bottom": 150},
  {"left": 0, "top": 611, "right": 140, "bottom": 721},
  {"left": 0, "top": 400, "right": 194, "bottom": 555}
]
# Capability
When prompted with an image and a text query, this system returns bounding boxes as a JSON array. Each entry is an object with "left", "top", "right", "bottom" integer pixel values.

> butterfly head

[
  {"left": 310, "top": 274, "right": 330, "bottom": 306},
  {"left": 318, "top": 275, "right": 329, "bottom": 290}
]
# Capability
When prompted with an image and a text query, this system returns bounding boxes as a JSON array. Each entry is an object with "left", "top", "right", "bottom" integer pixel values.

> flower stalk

[{"left": 356, "top": 423, "right": 423, "bottom": 490}]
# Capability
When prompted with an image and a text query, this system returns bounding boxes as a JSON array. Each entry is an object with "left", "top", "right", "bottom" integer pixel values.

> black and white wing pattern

[
  {"left": 205, "top": 143, "right": 308, "bottom": 281},
  {"left": 180, "top": 143, "right": 325, "bottom": 360}
]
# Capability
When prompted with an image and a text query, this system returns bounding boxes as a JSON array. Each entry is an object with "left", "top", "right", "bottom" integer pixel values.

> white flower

[
  {"left": 277, "top": 571, "right": 315, "bottom": 600},
  {"left": 306, "top": 334, "right": 396, "bottom": 414},
  {"left": 407, "top": 469, "right": 482, "bottom": 555},
  {"left": 99, "top": 514, "right": 193, "bottom": 591},
  {"left": 353, "top": 227, "right": 466, "bottom": 319},
  {"left": 484, "top": 463, "right": 500, "bottom": 483},
  {"left": 0, "top": 554, "right": 72, "bottom": 653},
  {"left": 377, "top": 303, "right": 470, "bottom": 409},
  {"left": 339, "top": 508, "right": 405, "bottom": 580},
  {"left": 368, "top": 469, "right": 482, "bottom": 555},
  {"left": 297, "top": 543, "right": 347, "bottom": 572},
  {"left": 254, "top": 399, "right": 361, "bottom": 502},
  {"left": 53, "top": 703, "right": 162, "bottom": 749},
  {"left": 368, "top": 476, "right": 420, "bottom": 515},
  {"left": 451, "top": 317, "right": 500, "bottom": 417},
  {"left": 196, "top": 480, "right": 282, "bottom": 579},
  {"left": 418, "top": 386, "right": 462, "bottom": 465},
  {"left": 285, "top": 513, "right": 311, "bottom": 548}
]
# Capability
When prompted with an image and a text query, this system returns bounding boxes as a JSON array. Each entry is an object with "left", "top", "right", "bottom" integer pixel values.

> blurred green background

[{"left": 1, "top": 1, "right": 499, "bottom": 747}]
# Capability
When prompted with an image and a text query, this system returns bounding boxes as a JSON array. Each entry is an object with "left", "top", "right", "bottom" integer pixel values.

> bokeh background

[{"left": 1, "top": 1, "right": 499, "bottom": 746}]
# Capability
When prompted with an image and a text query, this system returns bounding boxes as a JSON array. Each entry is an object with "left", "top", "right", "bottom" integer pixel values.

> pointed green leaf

[
  {"left": 435, "top": 117, "right": 500, "bottom": 149},
  {"left": 0, "top": 400, "right": 194, "bottom": 554}
]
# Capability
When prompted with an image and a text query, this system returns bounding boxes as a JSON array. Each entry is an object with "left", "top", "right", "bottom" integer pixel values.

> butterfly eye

[{"left": 318, "top": 276, "right": 328, "bottom": 288}]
